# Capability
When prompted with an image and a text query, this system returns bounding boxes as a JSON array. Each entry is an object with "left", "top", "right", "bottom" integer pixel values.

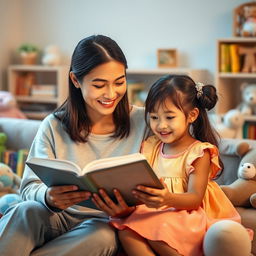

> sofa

[{"left": 0, "top": 117, "right": 256, "bottom": 254}]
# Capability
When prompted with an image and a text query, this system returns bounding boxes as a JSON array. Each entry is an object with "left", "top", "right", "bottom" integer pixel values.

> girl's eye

[
  {"left": 150, "top": 115, "right": 158, "bottom": 120},
  {"left": 166, "top": 116, "right": 174, "bottom": 120}
]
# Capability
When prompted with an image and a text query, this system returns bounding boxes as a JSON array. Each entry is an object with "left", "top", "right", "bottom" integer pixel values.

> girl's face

[
  {"left": 72, "top": 61, "right": 126, "bottom": 122},
  {"left": 149, "top": 98, "right": 197, "bottom": 146}
]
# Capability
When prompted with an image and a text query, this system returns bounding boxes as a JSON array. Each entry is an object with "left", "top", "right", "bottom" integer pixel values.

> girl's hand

[
  {"left": 46, "top": 185, "right": 91, "bottom": 210},
  {"left": 92, "top": 188, "right": 135, "bottom": 218},
  {"left": 132, "top": 178, "right": 172, "bottom": 208}
]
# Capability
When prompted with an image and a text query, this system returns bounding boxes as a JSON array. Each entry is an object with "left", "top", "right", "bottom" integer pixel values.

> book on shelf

[
  {"left": 230, "top": 44, "right": 240, "bottom": 73},
  {"left": 15, "top": 72, "right": 36, "bottom": 96},
  {"left": 26, "top": 153, "right": 164, "bottom": 209},
  {"left": 243, "top": 120, "right": 256, "bottom": 139},
  {"left": 0, "top": 149, "right": 29, "bottom": 177},
  {"left": 220, "top": 44, "right": 231, "bottom": 72},
  {"left": 31, "top": 84, "right": 57, "bottom": 97}
]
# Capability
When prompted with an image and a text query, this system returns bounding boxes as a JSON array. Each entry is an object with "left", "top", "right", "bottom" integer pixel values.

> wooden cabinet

[
  {"left": 8, "top": 65, "right": 69, "bottom": 119},
  {"left": 216, "top": 38, "right": 256, "bottom": 115}
]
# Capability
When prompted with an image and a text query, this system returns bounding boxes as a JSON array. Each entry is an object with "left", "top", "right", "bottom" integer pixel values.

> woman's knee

[{"left": 83, "top": 218, "right": 117, "bottom": 245}]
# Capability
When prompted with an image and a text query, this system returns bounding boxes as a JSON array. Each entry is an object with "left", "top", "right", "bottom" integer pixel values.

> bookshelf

[
  {"left": 126, "top": 68, "right": 209, "bottom": 105},
  {"left": 8, "top": 65, "right": 69, "bottom": 120},
  {"left": 216, "top": 37, "right": 256, "bottom": 140},
  {"left": 216, "top": 37, "right": 256, "bottom": 115}
]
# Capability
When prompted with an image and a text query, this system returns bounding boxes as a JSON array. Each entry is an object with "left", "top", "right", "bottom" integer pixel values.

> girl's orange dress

[{"left": 111, "top": 136, "right": 242, "bottom": 256}]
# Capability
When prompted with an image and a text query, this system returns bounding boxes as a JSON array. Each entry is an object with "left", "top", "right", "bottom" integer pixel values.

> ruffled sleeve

[
  {"left": 186, "top": 142, "right": 221, "bottom": 179},
  {"left": 140, "top": 135, "right": 162, "bottom": 166}
]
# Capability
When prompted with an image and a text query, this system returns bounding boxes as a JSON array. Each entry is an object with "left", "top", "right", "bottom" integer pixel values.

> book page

[
  {"left": 82, "top": 153, "right": 146, "bottom": 174},
  {"left": 27, "top": 157, "right": 82, "bottom": 175}
]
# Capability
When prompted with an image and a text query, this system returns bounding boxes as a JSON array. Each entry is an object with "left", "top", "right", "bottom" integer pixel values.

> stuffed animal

[
  {"left": 241, "top": 5, "right": 256, "bottom": 37},
  {"left": 215, "top": 109, "right": 244, "bottom": 139},
  {"left": 0, "top": 163, "right": 22, "bottom": 216},
  {"left": 221, "top": 142, "right": 256, "bottom": 208},
  {"left": 237, "top": 83, "right": 256, "bottom": 115},
  {"left": 42, "top": 45, "right": 61, "bottom": 66},
  {"left": 0, "top": 91, "right": 27, "bottom": 119},
  {"left": 0, "top": 163, "right": 21, "bottom": 197}
]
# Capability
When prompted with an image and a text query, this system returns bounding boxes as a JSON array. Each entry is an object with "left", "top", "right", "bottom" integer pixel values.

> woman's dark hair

[
  {"left": 54, "top": 35, "right": 129, "bottom": 142},
  {"left": 145, "top": 74, "right": 224, "bottom": 174}
]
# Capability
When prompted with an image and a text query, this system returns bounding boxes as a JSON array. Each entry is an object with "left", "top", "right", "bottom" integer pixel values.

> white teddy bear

[
  {"left": 237, "top": 83, "right": 256, "bottom": 115},
  {"left": 215, "top": 109, "right": 244, "bottom": 139}
]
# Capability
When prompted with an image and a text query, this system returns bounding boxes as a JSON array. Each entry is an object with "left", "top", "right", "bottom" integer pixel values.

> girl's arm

[{"left": 133, "top": 150, "right": 211, "bottom": 210}]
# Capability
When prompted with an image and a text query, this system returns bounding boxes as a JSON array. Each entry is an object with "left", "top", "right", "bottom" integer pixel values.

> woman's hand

[
  {"left": 92, "top": 189, "right": 135, "bottom": 218},
  {"left": 132, "top": 179, "right": 172, "bottom": 209},
  {"left": 46, "top": 185, "right": 91, "bottom": 210}
]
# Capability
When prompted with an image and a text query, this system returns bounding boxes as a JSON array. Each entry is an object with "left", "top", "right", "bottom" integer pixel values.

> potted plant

[{"left": 17, "top": 43, "right": 39, "bottom": 65}]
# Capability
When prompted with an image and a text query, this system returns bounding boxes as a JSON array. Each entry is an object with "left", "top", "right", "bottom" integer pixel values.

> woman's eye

[
  {"left": 115, "top": 81, "right": 125, "bottom": 86},
  {"left": 92, "top": 84, "right": 104, "bottom": 89}
]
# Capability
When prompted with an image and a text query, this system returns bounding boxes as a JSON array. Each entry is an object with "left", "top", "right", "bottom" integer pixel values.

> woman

[{"left": 0, "top": 35, "right": 147, "bottom": 256}]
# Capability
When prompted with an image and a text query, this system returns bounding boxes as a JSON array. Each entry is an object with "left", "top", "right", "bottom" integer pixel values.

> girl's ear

[
  {"left": 70, "top": 72, "right": 81, "bottom": 88},
  {"left": 188, "top": 107, "right": 199, "bottom": 123}
]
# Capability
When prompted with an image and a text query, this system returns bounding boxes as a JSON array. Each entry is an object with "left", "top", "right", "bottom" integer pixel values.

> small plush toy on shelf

[
  {"left": 233, "top": 2, "right": 256, "bottom": 37},
  {"left": 237, "top": 82, "right": 256, "bottom": 115},
  {"left": 221, "top": 142, "right": 256, "bottom": 208},
  {"left": 215, "top": 109, "right": 244, "bottom": 139},
  {"left": 241, "top": 4, "right": 256, "bottom": 37},
  {"left": 42, "top": 45, "right": 61, "bottom": 66}
]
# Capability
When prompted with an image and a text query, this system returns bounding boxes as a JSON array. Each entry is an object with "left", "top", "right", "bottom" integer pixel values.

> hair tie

[{"left": 195, "top": 82, "right": 204, "bottom": 99}]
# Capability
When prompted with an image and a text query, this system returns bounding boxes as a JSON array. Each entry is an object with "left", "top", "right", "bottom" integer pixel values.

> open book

[{"left": 26, "top": 153, "right": 164, "bottom": 209}]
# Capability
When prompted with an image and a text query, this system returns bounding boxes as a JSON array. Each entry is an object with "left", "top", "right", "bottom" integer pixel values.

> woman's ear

[
  {"left": 70, "top": 72, "right": 81, "bottom": 88},
  {"left": 188, "top": 107, "right": 199, "bottom": 123}
]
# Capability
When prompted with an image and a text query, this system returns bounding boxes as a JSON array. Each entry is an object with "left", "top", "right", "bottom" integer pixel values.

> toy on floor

[
  {"left": 215, "top": 109, "right": 244, "bottom": 139},
  {"left": 221, "top": 142, "right": 256, "bottom": 208},
  {"left": 237, "top": 83, "right": 256, "bottom": 115},
  {"left": 0, "top": 91, "right": 26, "bottom": 119}
]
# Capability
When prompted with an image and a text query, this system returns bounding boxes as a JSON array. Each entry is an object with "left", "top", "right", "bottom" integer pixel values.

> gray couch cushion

[{"left": 0, "top": 118, "right": 41, "bottom": 150}]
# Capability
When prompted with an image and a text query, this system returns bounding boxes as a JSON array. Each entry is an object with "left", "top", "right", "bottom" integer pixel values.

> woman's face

[{"left": 74, "top": 61, "right": 127, "bottom": 121}]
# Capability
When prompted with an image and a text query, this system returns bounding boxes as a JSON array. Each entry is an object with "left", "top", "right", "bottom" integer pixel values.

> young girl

[{"left": 110, "top": 75, "right": 250, "bottom": 256}]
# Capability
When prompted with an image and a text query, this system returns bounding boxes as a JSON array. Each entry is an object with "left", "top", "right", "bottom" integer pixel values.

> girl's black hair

[
  {"left": 145, "top": 74, "right": 223, "bottom": 175},
  {"left": 54, "top": 35, "right": 130, "bottom": 142}
]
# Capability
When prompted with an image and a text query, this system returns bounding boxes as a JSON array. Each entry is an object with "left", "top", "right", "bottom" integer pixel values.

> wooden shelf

[
  {"left": 8, "top": 65, "right": 69, "bottom": 120},
  {"left": 216, "top": 38, "right": 256, "bottom": 114}
]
